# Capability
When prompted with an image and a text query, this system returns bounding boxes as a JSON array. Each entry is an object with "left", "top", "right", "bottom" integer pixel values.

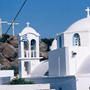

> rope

[{"left": 5, "top": 0, "right": 28, "bottom": 34}]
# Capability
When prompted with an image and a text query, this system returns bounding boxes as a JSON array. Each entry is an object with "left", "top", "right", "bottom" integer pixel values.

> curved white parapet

[
  {"left": 50, "top": 39, "right": 57, "bottom": 51},
  {"left": 0, "top": 84, "right": 50, "bottom": 90},
  {"left": 31, "top": 60, "right": 49, "bottom": 77},
  {"left": 77, "top": 55, "right": 90, "bottom": 74},
  {"left": 0, "top": 70, "right": 14, "bottom": 84},
  {"left": 0, "top": 70, "right": 14, "bottom": 78},
  {"left": 65, "top": 17, "right": 90, "bottom": 33}
]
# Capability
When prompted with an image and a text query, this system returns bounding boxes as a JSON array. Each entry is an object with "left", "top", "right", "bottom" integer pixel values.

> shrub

[
  {"left": 10, "top": 78, "right": 34, "bottom": 84},
  {"left": 41, "top": 38, "right": 54, "bottom": 51}
]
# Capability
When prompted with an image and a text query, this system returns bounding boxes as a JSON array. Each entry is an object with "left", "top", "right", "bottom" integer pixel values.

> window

[
  {"left": 59, "top": 36, "right": 62, "bottom": 48},
  {"left": 73, "top": 33, "right": 80, "bottom": 46},
  {"left": 24, "top": 40, "right": 29, "bottom": 50},
  {"left": 31, "top": 39, "right": 36, "bottom": 57},
  {"left": 24, "top": 62, "right": 30, "bottom": 75},
  {"left": 24, "top": 40, "right": 29, "bottom": 57}
]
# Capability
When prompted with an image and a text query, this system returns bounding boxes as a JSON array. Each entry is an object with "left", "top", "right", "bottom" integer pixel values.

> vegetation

[
  {"left": 10, "top": 78, "right": 34, "bottom": 84},
  {"left": 0, "top": 34, "right": 10, "bottom": 42},
  {"left": 41, "top": 38, "right": 54, "bottom": 51}
]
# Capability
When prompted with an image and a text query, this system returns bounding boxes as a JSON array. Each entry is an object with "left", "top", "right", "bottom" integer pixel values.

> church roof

[
  {"left": 19, "top": 22, "right": 40, "bottom": 36},
  {"left": 65, "top": 7, "right": 90, "bottom": 33},
  {"left": 65, "top": 17, "right": 90, "bottom": 33}
]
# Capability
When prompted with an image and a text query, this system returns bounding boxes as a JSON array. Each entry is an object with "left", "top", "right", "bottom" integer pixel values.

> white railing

[
  {"left": 24, "top": 50, "right": 36, "bottom": 58},
  {"left": 31, "top": 50, "right": 36, "bottom": 57}
]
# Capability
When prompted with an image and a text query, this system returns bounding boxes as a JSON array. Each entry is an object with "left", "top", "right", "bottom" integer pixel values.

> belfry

[{"left": 18, "top": 22, "right": 41, "bottom": 78}]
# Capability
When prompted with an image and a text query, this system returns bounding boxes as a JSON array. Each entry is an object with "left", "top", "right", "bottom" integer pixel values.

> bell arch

[
  {"left": 31, "top": 39, "right": 36, "bottom": 57},
  {"left": 73, "top": 33, "right": 81, "bottom": 46},
  {"left": 23, "top": 40, "right": 29, "bottom": 57}
]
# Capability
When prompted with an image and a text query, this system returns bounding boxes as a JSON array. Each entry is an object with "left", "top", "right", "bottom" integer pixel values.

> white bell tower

[{"left": 18, "top": 22, "right": 41, "bottom": 78}]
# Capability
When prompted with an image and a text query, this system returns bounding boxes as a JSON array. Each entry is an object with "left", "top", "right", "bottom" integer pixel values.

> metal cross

[
  {"left": 0, "top": 18, "right": 7, "bottom": 37},
  {"left": 26, "top": 22, "right": 30, "bottom": 27},
  {"left": 8, "top": 22, "right": 19, "bottom": 36},
  {"left": 85, "top": 7, "right": 90, "bottom": 17}
]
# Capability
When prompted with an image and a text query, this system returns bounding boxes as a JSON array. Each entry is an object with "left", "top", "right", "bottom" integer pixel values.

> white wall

[
  {"left": 0, "top": 70, "right": 14, "bottom": 78},
  {"left": 49, "top": 48, "right": 69, "bottom": 76},
  {"left": 0, "top": 70, "right": 14, "bottom": 84},
  {"left": 49, "top": 45, "right": 90, "bottom": 76},
  {"left": 64, "top": 31, "right": 89, "bottom": 47},
  {"left": 76, "top": 74, "right": 90, "bottom": 90},
  {"left": 68, "top": 47, "right": 90, "bottom": 75},
  {"left": 0, "top": 84, "right": 50, "bottom": 90}
]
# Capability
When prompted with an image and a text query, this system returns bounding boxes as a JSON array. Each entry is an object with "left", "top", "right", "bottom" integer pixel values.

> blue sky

[{"left": 0, "top": 0, "right": 90, "bottom": 38}]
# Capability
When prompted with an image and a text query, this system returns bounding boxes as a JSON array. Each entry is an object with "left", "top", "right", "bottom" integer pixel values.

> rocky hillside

[
  {"left": 0, "top": 35, "right": 18, "bottom": 69},
  {"left": 0, "top": 34, "right": 53, "bottom": 73}
]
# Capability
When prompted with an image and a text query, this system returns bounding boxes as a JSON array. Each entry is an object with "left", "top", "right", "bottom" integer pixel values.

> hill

[{"left": 0, "top": 34, "right": 53, "bottom": 75}]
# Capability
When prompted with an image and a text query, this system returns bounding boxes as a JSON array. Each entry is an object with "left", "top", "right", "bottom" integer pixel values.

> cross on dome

[
  {"left": 26, "top": 22, "right": 30, "bottom": 27},
  {"left": 85, "top": 7, "right": 90, "bottom": 17}
]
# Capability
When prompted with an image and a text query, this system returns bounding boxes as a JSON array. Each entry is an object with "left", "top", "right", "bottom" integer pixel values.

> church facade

[
  {"left": 49, "top": 7, "right": 90, "bottom": 76},
  {"left": 18, "top": 22, "right": 42, "bottom": 78},
  {"left": 17, "top": 7, "right": 90, "bottom": 90},
  {"left": 49, "top": 7, "right": 90, "bottom": 90}
]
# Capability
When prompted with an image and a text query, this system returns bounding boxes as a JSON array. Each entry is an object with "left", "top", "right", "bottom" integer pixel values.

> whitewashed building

[
  {"left": 18, "top": 22, "right": 42, "bottom": 78},
  {"left": 0, "top": 70, "right": 14, "bottom": 84},
  {"left": 17, "top": 7, "right": 90, "bottom": 90},
  {"left": 48, "top": 7, "right": 90, "bottom": 90},
  {"left": 49, "top": 7, "right": 90, "bottom": 76}
]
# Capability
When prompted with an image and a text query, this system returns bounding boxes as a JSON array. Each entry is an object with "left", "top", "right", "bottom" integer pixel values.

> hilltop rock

[
  {"left": 7, "top": 36, "right": 18, "bottom": 48},
  {"left": 2, "top": 43, "right": 17, "bottom": 61},
  {"left": 40, "top": 41, "right": 48, "bottom": 60},
  {"left": 0, "top": 35, "right": 52, "bottom": 72}
]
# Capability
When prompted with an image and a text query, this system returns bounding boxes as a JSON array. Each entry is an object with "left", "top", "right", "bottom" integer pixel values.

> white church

[
  {"left": 0, "top": 7, "right": 90, "bottom": 90},
  {"left": 49, "top": 7, "right": 90, "bottom": 76},
  {"left": 16, "top": 7, "right": 90, "bottom": 90}
]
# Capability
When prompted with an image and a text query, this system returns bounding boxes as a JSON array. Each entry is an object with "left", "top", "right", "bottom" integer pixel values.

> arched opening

[
  {"left": 31, "top": 39, "right": 36, "bottom": 57},
  {"left": 73, "top": 33, "right": 81, "bottom": 46},
  {"left": 24, "top": 40, "right": 29, "bottom": 57},
  {"left": 24, "top": 62, "right": 30, "bottom": 75}
]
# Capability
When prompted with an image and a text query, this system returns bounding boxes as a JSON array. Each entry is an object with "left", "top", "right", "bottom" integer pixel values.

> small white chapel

[
  {"left": 49, "top": 7, "right": 90, "bottom": 76},
  {"left": 18, "top": 22, "right": 48, "bottom": 78},
  {"left": 49, "top": 7, "right": 90, "bottom": 90},
  {"left": 17, "top": 7, "right": 90, "bottom": 90}
]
